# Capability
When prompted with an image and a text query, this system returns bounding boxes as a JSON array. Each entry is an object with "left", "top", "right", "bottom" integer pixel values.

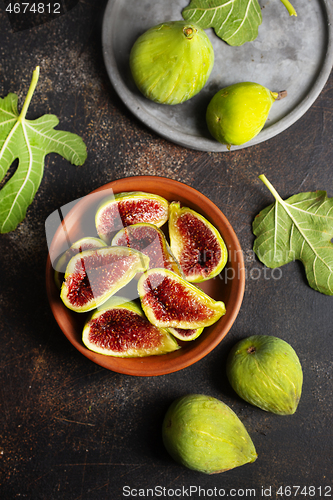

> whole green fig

[
  {"left": 226, "top": 335, "right": 303, "bottom": 415},
  {"left": 130, "top": 21, "right": 214, "bottom": 105},
  {"left": 206, "top": 82, "right": 287, "bottom": 148},
  {"left": 162, "top": 394, "right": 257, "bottom": 474}
]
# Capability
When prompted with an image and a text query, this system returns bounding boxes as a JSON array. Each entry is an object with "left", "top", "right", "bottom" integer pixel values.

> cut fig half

[
  {"left": 138, "top": 268, "right": 226, "bottom": 329},
  {"left": 95, "top": 191, "right": 169, "bottom": 244},
  {"left": 54, "top": 237, "right": 107, "bottom": 289},
  {"left": 168, "top": 202, "right": 228, "bottom": 282},
  {"left": 82, "top": 296, "right": 180, "bottom": 357},
  {"left": 111, "top": 223, "right": 182, "bottom": 275},
  {"left": 60, "top": 246, "right": 149, "bottom": 313},
  {"left": 167, "top": 326, "right": 204, "bottom": 342}
]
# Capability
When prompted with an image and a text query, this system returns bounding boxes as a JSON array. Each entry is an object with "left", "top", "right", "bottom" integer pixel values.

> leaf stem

[
  {"left": 258, "top": 174, "right": 285, "bottom": 205},
  {"left": 279, "top": 0, "right": 297, "bottom": 17},
  {"left": 18, "top": 66, "right": 40, "bottom": 122}
]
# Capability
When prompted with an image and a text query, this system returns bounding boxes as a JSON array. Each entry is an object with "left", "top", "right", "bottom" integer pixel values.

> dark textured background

[{"left": 0, "top": 0, "right": 332, "bottom": 498}]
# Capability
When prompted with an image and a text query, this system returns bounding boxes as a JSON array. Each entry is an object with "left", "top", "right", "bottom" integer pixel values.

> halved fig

[
  {"left": 60, "top": 247, "right": 149, "bottom": 313},
  {"left": 167, "top": 326, "right": 204, "bottom": 342},
  {"left": 138, "top": 268, "right": 226, "bottom": 329},
  {"left": 82, "top": 296, "right": 180, "bottom": 357},
  {"left": 168, "top": 202, "right": 228, "bottom": 282},
  {"left": 54, "top": 237, "right": 107, "bottom": 289},
  {"left": 111, "top": 223, "right": 182, "bottom": 275},
  {"left": 95, "top": 191, "right": 169, "bottom": 244}
]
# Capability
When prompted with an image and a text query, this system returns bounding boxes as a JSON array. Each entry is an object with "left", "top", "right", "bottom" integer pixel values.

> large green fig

[
  {"left": 206, "top": 82, "right": 287, "bottom": 148},
  {"left": 162, "top": 394, "right": 257, "bottom": 474},
  {"left": 138, "top": 268, "right": 226, "bottom": 329},
  {"left": 95, "top": 191, "right": 169, "bottom": 245},
  {"left": 130, "top": 21, "right": 214, "bottom": 105},
  {"left": 226, "top": 335, "right": 303, "bottom": 415},
  {"left": 168, "top": 201, "right": 228, "bottom": 282},
  {"left": 82, "top": 296, "right": 180, "bottom": 357}
]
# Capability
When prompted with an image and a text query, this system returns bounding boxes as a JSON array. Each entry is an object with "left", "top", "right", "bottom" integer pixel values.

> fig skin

[
  {"left": 82, "top": 296, "right": 180, "bottom": 357},
  {"left": 168, "top": 201, "right": 228, "bottom": 282},
  {"left": 95, "top": 191, "right": 169, "bottom": 245},
  {"left": 111, "top": 223, "right": 182, "bottom": 276},
  {"left": 60, "top": 246, "right": 149, "bottom": 313},
  {"left": 206, "top": 82, "right": 286, "bottom": 148},
  {"left": 162, "top": 394, "right": 257, "bottom": 474},
  {"left": 226, "top": 335, "right": 303, "bottom": 415},
  {"left": 130, "top": 21, "right": 214, "bottom": 105},
  {"left": 137, "top": 268, "right": 226, "bottom": 329}
]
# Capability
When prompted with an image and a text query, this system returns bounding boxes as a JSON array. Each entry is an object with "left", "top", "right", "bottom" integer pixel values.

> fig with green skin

[
  {"left": 162, "top": 394, "right": 257, "bottom": 474},
  {"left": 60, "top": 246, "right": 149, "bottom": 313},
  {"left": 95, "top": 191, "right": 169, "bottom": 245},
  {"left": 206, "top": 82, "right": 287, "bottom": 148},
  {"left": 82, "top": 296, "right": 180, "bottom": 357},
  {"left": 138, "top": 268, "right": 226, "bottom": 329},
  {"left": 130, "top": 21, "right": 214, "bottom": 105},
  {"left": 54, "top": 236, "right": 107, "bottom": 289},
  {"left": 226, "top": 335, "right": 303, "bottom": 415},
  {"left": 111, "top": 223, "right": 182, "bottom": 276},
  {"left": 168, "top": 201, "right": 228, "bottom": 282}
]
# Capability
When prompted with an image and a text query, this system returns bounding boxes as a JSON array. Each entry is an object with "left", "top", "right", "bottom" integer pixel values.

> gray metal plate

[{"left": 102, "top": 0, "right": 333, "bottom": 152}]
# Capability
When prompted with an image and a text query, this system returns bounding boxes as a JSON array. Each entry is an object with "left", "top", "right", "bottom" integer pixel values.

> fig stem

[
  {"left": 247, "top": 346, "right": 256, "bottom": 354},
  {"left": 183, "top": 27, "right": 196, "bottom": 39},
  {"left": 19, "top": 66, "right": 40, "bottom": 122},
  {"left": 258, "top": 174, "right": 285, "bottom": 205},
  {"left": 279, "top": 0, "right": 297, "bottom": 16},
  {"left": 275, "top": 90, "right": 288, "bottom": 100}
]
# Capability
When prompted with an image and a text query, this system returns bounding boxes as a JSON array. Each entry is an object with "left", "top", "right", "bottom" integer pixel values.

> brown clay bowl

[{"left": 45, "top": 176, "right": 245, "bottom": 376}]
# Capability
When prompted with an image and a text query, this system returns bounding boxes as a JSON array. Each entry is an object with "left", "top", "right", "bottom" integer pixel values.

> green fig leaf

[
  {"left": 182, "top": 0, "right": 262, "bottom": 46},
  {"left": 0, "top": 66, "right": 87, "bottom": 234},
  {"left": 253, "top": 175, "right": 333, "bottom": 295}
]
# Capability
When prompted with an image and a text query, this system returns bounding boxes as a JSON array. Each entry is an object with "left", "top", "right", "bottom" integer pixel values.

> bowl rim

[{"left": 45, "top": 175, "right": 245, "bottom": 376}]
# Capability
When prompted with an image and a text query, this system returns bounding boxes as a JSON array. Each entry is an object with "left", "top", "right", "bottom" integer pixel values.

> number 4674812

[{"left": 6, "top": 3, "right": 61, "bottom": 14}]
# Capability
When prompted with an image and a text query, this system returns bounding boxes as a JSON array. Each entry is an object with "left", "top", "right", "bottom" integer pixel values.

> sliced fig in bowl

[
  {"left": 95, "top": 191, "right": 169, "bottom": 244},
  {"left": 54, "top": 237, "right": 107, "bottom": 289},
  {"left": 60, "top": 247, "right": 149, "bottom": 313},
  {"left": 169, "top": 202, "right": 228, "bottom": 282},
  {"left": 138, "top": 268, "right": 226, "bottom": 329},
  {"left": 82, "top": 296, "right": 180, "bottom": 357},
  {"left": 167, "top": 326, "right": 204, "bottom": 342},
  {"left": 111, "top": 223, "right": 182, "bottom": 275}
]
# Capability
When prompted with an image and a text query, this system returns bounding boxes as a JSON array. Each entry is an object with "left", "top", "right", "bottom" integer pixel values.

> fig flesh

[
  {"left": 137, "top": 268, "right": 226, "bottom": 329},
  {"left": 129, "top": 21, "right": 214, "bottom": 105},
  {"left": 111, "top": 223, "right": 182, "bottom": 275},
  {"left": 95, "top": 191, "right": 169, "bottom": 245},
  {"left": 206, "top": 82, "right": 287, "bottom": 148},
  {"left": 168, "top": 202, "right": 228, "bottom": 282},
  {"left": 166, "top": 326, "right": 204, "bottom": 342},
  {"left": 60, "top": 246, "right": 149, "bottom": 313},
  {"left": 54, "top": 236, "right": 107, "bottom": 289},
  {"left": 162, "top": 394, "right": 257, "bottom": 474},
  {"left": 226, "top": 335, "right": 303, "bottom": 415},
  {"left": 82, "top": 296, "right": 180, "bottom": 357}
]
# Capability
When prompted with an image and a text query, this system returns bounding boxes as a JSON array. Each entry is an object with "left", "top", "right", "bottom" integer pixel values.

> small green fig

[
  {"left": 162, "top": 394, "right": 257, "bottom": 474},
  {"left": 206, "top": 82, "right": 287, "bottom": 148},
  {"left": 130, "top": 21, "right": 214, "bottom": 105},
  {"left": 226, "top": 335, "right": 303, "bottom": 415}
]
